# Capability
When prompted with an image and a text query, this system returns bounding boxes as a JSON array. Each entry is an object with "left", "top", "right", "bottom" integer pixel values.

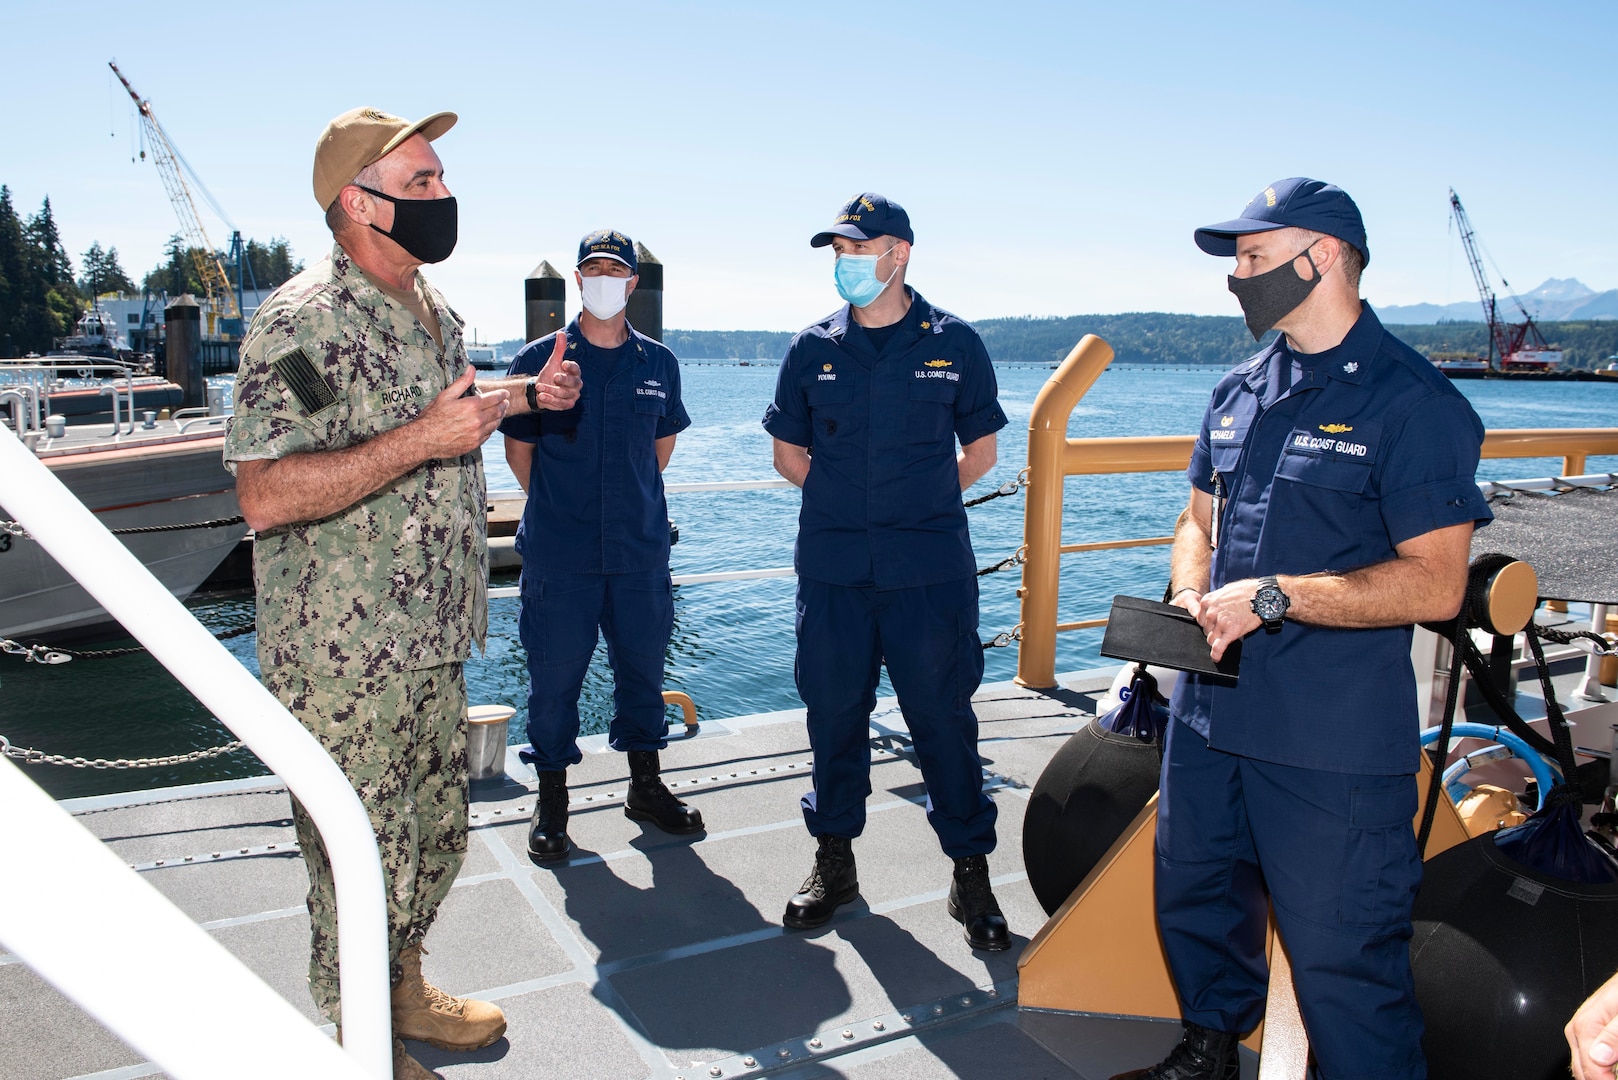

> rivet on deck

[
  {"left": 777, "top": 1048, "right": 791, "bottom": 1059},
  {"left": 873, "top": 1020, "right": 885, "bottom": 1031},
  {"left": 709, "top": 1066, "right": 722, "bottom": 1077},
  {"left": 841, "top": 1029, "right": 853, "bottom": 1039},
  {"left": 933, "top": 1005, "right": 945, "bottom": 1015},
  {"left": 961, "top": 996, "right": 972, "bottom": 1006},
  {"left": 808, "top": 1038, "right": 822, "bottom": 1049},
  {"left": 742, "top": 1056, "right": 757, "bottom": 1067}
]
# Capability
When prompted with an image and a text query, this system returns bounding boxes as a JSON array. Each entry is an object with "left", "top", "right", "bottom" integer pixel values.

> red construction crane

[{"left": 1447, "top": 188, "right": 1560, "bottom": 372}]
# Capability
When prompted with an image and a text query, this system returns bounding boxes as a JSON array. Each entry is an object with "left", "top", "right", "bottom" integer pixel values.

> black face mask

[
  {"left": 357, "top": 185, "right": 458, "bottom": 264},
  {"left": 1227, "top": 243, "right": 1320, "bottom": 341}
]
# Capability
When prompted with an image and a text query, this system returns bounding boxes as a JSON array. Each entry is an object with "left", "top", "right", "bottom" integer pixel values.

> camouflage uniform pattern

[
  {"left": 223, "top": 243, "right": 487, "bottom": 678},
  {"left": 223, "top": 245, "right": 483, "bottom": 1021},
  {"left": 267, "top": 663, "right": 468, "bottom": 1024}
]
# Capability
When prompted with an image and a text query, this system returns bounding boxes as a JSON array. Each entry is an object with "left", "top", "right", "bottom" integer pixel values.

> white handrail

[
  {"left": 0, "top": 424, "right": 391, "bottom": 1079},
  {"left": 0, "top": 759, "right": 370, "bottom": 1080}
]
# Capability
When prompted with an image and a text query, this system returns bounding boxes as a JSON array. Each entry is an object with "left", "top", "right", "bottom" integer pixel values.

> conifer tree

[
  {"left": 79, "top": 242, "right": 135, "bottom": 298},
  {"left": 0, "top": 186, "right": 23, "bottom": 356},
  {"left": 20, "top": 196, "right": 81, "bottom": 348}
]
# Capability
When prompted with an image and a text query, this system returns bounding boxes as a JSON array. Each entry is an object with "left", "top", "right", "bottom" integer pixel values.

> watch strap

[
  {"left": 1253, "top": 575, "right": 1288, "bottom": 633},
  {"left": 525, "top": 376, "right": 539, "bottom": 412}
]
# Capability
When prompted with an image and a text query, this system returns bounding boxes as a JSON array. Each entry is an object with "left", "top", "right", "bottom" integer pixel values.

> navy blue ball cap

[
  {"left": 577, "top": 229, "right": 637, "bottom": 272},
  {"left": 1194, "top": 177, "right": 1369, "bottom": 267},
  {"left": 810, "top": 192, "right": 914, "bottom": 248}
]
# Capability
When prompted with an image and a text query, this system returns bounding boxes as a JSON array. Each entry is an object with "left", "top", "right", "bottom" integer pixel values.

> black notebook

[{"left": 1099, "top": 594, "right": 1241, "bottom": 682}]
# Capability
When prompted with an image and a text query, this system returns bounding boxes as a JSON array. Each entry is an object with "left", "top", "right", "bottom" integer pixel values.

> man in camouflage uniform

[{"left": 224, "top": 107, "right": 580, "bottom": 1078}]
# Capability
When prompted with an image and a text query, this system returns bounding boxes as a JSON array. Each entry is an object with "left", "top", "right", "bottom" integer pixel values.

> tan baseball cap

[{"left": 312, "top": 107, "right": 457, "bottom": 210}]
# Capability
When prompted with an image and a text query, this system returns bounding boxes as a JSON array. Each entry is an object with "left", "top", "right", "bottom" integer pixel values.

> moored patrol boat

[
  {"left": 0, "top": 362, "right": 245, "bottom": 642},
  {"left": 2, "top": 337, "right": 1616, "bottom": 1079}
]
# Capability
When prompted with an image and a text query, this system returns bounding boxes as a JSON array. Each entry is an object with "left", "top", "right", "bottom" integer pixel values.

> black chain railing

[
  {"left": 0, "top": 515, "right": 244, "bottom": 541},
  {"left": 963, "top": 467, "right": 1030, "bottom": 509},
  {"left": 977, "top": 546, "right": 1027, "bottom": 578},
  {"left": 1, "top": 622, "right": 257, "bottom": 664},
  {"left": 982, "top": 625, "right": 1022, "bottom": 651}
]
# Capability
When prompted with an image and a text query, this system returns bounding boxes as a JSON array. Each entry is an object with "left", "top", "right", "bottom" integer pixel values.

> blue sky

[{"left": 4, "top": 0, "right": 1613, "bottom": 341}]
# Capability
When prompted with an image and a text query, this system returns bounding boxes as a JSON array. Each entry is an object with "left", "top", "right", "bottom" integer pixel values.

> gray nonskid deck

[
  {"left": 9, "top": 672, "right": 1246, "bottom": 1080},
  {"left": 9, "top": 644, "right": 1605, "bottom": 1079}
]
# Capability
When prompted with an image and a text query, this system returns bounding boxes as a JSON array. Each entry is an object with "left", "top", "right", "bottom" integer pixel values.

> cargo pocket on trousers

[{"left": 1341, "top": 780, "right": 1420, "bottom": 928}]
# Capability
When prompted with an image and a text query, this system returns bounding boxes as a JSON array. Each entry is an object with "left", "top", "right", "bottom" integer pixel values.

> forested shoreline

[{"left": 657, "top": 315, "right": 1618, "bottom": 369}]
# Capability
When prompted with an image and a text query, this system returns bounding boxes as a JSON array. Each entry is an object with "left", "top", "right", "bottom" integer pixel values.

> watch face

[{"left": 1253, "top": 585, "right": 1287, "bottom": 622}]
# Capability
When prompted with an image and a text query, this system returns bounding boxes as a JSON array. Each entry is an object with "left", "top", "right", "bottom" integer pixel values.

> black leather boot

[
  {"left": 1109, "top": 1021, "right": 1241, "bottom": 1080},
  {"left": 948, "top": 854, "right": 1011, "bottom": 951},
  {"left": 527, "top": 770, "right": 571, "bottom": 864},
  {"left": 783, "top": 836, "right": 859, "bottom": 929},
  {"left": 624, "top": 750, "right": 704, "bottom": 834}
]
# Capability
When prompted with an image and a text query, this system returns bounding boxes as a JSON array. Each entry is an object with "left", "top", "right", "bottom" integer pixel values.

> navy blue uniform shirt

[
  {"left": 1171, "top": 305, "right": 1492, "bottom": 774},
  {"left": 763, "top": 290, "right": 1008, "bottom": 589},
  {"left": 500, "top": 319, "right": 690, "bottom": 574}
]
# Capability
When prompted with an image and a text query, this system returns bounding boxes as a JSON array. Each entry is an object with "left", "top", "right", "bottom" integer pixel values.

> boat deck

[
  {"left": 9, "top": 641, "right": 1608, "bottom": 1080},
  {"left": 1, "top": 671, "right": 1265, "bottom": 1080}
]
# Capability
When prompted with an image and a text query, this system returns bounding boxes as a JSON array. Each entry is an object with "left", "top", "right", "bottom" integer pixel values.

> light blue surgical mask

[{"left": 833, "top": 244, "right": 901, "bottom": 307}]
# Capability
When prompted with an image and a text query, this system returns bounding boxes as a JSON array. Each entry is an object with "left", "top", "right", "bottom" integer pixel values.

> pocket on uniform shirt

[
  {"left": 537, "top": 408, "right": 591, "bottom": 461},
  {"left": 1274, "top": 451, "right": 1372, "bottom": 494},
  {"left": 906, "top": 378, "right": 957, "bottom": 444},
  {"left": 805, "top": 381, "right": 855, "bottom": 437},
  {"left": 633, "top": 393, "right": 668, "bottom": 438}
]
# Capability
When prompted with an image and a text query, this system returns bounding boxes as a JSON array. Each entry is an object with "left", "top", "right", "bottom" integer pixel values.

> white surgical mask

[{"left": 580, "top": 274, "right": 630, "bottom": 320}]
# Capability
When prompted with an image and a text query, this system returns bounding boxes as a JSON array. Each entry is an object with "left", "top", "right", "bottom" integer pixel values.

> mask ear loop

[{"left": 1291, "top": 242, "right": 1322, "bottom": 283}]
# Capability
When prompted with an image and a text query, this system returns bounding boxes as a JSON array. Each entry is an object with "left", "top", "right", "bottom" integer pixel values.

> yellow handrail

[{"left": 1013, "top": 336, "right": 1618, "bottom": 689}]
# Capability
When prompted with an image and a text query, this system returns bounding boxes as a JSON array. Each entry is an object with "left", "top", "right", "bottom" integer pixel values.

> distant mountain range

[{"left": 1378, "top": 278, "right": 1618, "bottom": 324}]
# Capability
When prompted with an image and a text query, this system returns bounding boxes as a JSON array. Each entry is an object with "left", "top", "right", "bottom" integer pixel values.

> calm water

[{"left": 5, "top": 363, "right": 1615, "bottom": 798}]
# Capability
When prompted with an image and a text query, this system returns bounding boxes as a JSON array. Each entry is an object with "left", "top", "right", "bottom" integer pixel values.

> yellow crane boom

[{"left": 109, "top": 60, "right": 240, "bottom": 332}]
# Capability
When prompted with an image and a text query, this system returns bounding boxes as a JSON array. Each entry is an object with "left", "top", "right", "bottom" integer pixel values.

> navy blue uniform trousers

[
  {"left": 518, "top": 569, "right": 672, "bottom": 772},
  {"left": 794, "top": 576, "right": 997, "bottom": 859},
  {"left": 1157, "top": 720, "right": 1425, "bottom": 1079}
]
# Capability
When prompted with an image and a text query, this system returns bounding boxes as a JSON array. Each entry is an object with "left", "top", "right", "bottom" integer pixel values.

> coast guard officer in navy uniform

[
  {"left": 502, "top": 229, "right": 703, "bottom": 864},
  {"left": 1112, "top": 179, "right": 1492, "bottom": 1080},
  {"left": 763, "top": 193, "right": 1012, "bottom": 950}
]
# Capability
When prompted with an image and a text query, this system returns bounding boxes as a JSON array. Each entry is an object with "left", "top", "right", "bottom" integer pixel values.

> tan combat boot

[
  {"left": 391, "top": 944, "right": 507, "bottom": 1051},
  {"left": 393, "top": 1037, "right": 439, "bottom": 1079}
]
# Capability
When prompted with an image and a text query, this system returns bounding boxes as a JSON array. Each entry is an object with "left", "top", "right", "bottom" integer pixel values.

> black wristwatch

[
  {"left": 525, "top": 376, "right": 539, "bottom": 412},
  {"left": 1250, "top": 576, "right": 1290, "bottom": 633}
]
